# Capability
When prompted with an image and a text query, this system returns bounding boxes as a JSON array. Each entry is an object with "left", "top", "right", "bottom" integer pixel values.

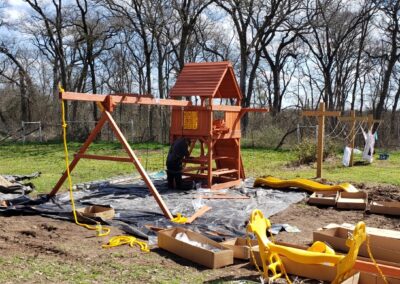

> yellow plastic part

[
  {"left": 60, "top": 87, "right": 110, "bottom": 238},
  {"left": 254, "top": 176, "right": 358, "bottom": 193},
  {"left": 102, "top": 235, "right": 150, "bottom": 252},
  {"left": 247, "top": 209, "right": 366, "bottom": 284},
  {"left": 171, "top": 213, "right": 188, "bottom": 224}
]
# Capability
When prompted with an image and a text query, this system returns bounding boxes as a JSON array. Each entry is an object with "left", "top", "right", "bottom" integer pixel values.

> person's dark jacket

[{"left": 166, "top": 138, "right": 189, "bottom": 172}]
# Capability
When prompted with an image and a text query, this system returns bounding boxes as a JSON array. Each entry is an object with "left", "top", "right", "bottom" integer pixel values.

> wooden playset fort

[{"left": 169, "top": 62, "right": 265, "bottom": 190}]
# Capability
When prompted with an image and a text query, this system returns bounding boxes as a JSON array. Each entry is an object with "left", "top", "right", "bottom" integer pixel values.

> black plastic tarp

[{"left": 0, "top": 173, "right": 306, "bottom": 241}]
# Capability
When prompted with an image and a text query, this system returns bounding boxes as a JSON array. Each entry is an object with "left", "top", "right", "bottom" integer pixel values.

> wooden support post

[
  {"left": 237, "top": 138, "right": 241, "bottom": 180},
  {"left": 317, "top": 103, "right": 325, "bottom": 178},
  {"left": 349, "top": 110, "right": 356, "bottom": 167},
  {"left": 49, "top": 113, "right": 108, "bottom": 196},
  {"left": 349, "top": 110, "right": 356, "bottom": 166},
  {"left": 201, "top": 139, "right": 207, "bottom": 174},
  {"left": 207, "top": 139, "right": 213, "bottom": 188},
  {"left": 302, "top": 102, "right": 341, "bottom": 178},
  {"left": 105, "top": 111, "right": 173, "bottom": 219}
]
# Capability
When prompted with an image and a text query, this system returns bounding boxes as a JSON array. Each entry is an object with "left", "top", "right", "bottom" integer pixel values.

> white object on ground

[
  {"left": 175, "top": 232, "right": 221, "bottom": 252},
  {"left": 361, "top": 127, "right": 375, "bottom": 163},
  {"left": 342, "top": 146, "right": 351, "bottom": 167}
]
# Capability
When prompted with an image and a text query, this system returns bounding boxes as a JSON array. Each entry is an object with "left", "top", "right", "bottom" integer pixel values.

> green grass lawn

[{"left": 1, "top": 141, "right": 399, "bottom": 194}]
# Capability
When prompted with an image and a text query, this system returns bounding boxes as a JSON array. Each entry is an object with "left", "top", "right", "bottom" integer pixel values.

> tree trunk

[
  {"left": 390, "top": 85, "right": 400, "bottom": 136},
  {"left": 272, "top": 68, "right": 281, "bottom": 116},
  {"left": 156, "top": 40, "right": 165, "bottom": 98},
  {"left": 19, "top": 71, "right": 29, "bottom": 123},
  {"left": 239, "top": 40, "right": 249, "bottom": 134}
]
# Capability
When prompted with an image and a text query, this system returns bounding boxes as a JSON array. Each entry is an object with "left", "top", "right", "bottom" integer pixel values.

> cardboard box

[
  {"left": 308, "top": 191, "right": 339, "bottom": 206},
  {"left": 76, "top": 205, "right": 115, "bottom": 220},
  {"left": 220, "top": 237, "right": 258, "bottom": 259},
  {"left": 249, "top": 245, "right": 357, "bottom": 282},
  {"left": 157, "top": 227, "right": 233, "bottom": 268},
  {"left": 344, "top": 271, "right": 400, "bottom": 284},
  {"left": 313, "top": 226, "right": 400, "bottom": 263},
  {"left": 358, "top": 271, "right": 400, "bottom": 284},
  {"left": 370, "top": 201, "right": 400, "bottom": 216},
  {"left": 249, "top": 245, "right": 400, "bottom": 283},
  {"left": 337, "top": 191, "right": 368, "bottom": 210}
]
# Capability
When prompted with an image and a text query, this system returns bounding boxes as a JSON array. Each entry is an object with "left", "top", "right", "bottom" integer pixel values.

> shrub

[
  {"left": 294, "top": 138, "right": 317, "bottom": 164},
  {"left": 293, "top": 138, "right": 338, "bottom": 165}
]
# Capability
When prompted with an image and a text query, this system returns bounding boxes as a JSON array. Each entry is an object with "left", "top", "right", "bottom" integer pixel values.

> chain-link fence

[{"left": 1, "top": 109, "right": 399, "bottom": 150}]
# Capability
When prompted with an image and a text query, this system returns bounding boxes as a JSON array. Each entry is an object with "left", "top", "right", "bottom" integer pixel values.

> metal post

[
  {"left": 22, "top": 121, "right": 25, "bottom": 144},
  {"left": 130, "top": 119, "right": 134, "bottom": 143},
  {"left": 297, "top": 123, "right": 300, "bottom": 143},
  {"left": 349, "top": 110, "right": 356, "bottom": 167},
  {"left": 39, "top": 121, "right": 43, "bottom": 142}
]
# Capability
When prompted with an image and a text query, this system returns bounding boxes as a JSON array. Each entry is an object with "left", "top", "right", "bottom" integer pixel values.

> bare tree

[
  {"left": 167, "top": 0, "right": 213, "bottom": 71},
  {"left": 300, "top": 0, "right": 372, "bottom": 110},
  {"left": 373, "top": 0, "right": 400, "bottom": 121},
  {"left": 217, "top": 0, "right": 303, "bottom": 130},
  {"left": 260, "top": 2, "right": 306, "bottom": 115},
  {"left": 0, "top": 44, "right": 37, "bottom": 122},
  {"left": 22, "top": 0, "right": 72, "bottom": 119},
  {"left": 73, "top": 0, "right": 118, "bottom": 120}
]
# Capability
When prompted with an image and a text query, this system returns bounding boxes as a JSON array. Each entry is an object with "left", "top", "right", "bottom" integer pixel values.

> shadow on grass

[{"left": 150, "top": 247, "right": 209, "bottom": 272}]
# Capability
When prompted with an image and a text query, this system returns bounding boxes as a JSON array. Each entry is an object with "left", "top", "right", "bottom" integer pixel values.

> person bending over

[{"left": 166, "top": 137, "right": 190, "bottom": 189}]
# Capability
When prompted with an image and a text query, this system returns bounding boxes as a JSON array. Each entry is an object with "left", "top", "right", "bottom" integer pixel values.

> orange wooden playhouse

[{"left": 169, "top": 61, "right": 266, "bottom": 190}]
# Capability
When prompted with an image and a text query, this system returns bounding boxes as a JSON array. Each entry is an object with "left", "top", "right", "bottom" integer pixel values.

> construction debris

[{"left": 0, "top": 172, "right": 40, "bottom": 194}]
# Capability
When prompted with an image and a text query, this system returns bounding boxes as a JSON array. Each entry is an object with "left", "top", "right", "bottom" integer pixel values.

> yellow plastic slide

[{"left": 254, "top": 176, "right": 358, "bottom": 193}]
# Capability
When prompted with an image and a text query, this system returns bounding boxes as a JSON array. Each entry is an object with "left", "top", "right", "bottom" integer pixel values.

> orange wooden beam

[
  {"left": 354, "top": 260, "right": 400, "bottom": 278},
  {"left": 76, "top": 154, "right": 133, "bottom": 163},
  {"left": 60, "top": 92, "right": 190, "bottom": 107},
  {"left": 211, "top": 105, "right": 242, "bottom": 112},
  {"left": 185, "top": 205, "right": 212, "bottom": 224},
  {"left": 238, "top": 107, "right": 269, "bottom": 120}
]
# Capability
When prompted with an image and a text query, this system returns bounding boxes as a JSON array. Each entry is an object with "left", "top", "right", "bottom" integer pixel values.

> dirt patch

[{"left": 0, "top": 183, "right": 399, "bottom": 283}]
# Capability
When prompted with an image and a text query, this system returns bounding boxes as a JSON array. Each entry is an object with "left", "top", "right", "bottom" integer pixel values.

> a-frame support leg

[
  {"left": 104, "top": 111, "right": 173, "bottom": 219},
  {"left": 48, "top": 112, "right": 108, "bottom": 197},
  {"left": 48, "top": 110, "right": 173, "bottom": 220}
]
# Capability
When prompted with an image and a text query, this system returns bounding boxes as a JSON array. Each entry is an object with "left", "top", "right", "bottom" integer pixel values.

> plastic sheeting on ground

[
  {"left": 0, "top": 173, "right": 306, "bottom": 241},
  {"left": 0, "top": 172, "right": 40, "bottom": 194}
]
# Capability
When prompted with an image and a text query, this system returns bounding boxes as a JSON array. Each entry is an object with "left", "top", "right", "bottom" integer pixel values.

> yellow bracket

[
  {"left": 171, "top": 213, "right": 188, "bottom": 224},
  {"left": 247, "top": 209, "right": 366, "bottom": 284}
]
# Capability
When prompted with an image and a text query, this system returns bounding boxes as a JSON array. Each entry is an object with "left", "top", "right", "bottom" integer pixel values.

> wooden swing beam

[{"left": 49, "top": 92, "right": 193, "bottom": 220}]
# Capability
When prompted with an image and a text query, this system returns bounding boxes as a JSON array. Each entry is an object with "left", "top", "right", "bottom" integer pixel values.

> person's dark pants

[{"left": 167, "top": 170, "right": 182, "bottom": 189}]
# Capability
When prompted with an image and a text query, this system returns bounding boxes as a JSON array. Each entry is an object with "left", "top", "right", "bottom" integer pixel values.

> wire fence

[{"left": 1, "top": 110, "right": 399, "bottom": 149}]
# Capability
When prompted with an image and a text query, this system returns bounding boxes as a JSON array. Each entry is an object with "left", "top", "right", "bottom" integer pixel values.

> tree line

[{"left": 0, "top": 0, "right": 399, "bottom": 138}]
